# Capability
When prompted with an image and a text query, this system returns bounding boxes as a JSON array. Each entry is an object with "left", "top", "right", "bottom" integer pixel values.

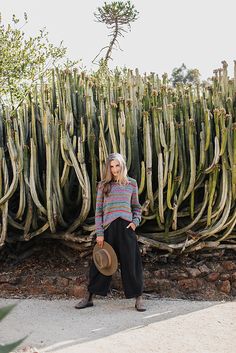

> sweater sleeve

[
  {"left": 131, "top": 180, "right": 142, "bottom": 227},
  {"left": 95, "top": 184, "right": 104, "bottom": 237}
]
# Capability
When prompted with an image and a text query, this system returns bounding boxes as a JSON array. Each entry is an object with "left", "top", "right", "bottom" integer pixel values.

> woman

[{"left": 75, "top": 153, "right": 145, "bottom": 311}]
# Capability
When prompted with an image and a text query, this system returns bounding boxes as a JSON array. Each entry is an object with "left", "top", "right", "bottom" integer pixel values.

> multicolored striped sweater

[{"left": 95, "top": 177, "right": 142, "bottom": 237}]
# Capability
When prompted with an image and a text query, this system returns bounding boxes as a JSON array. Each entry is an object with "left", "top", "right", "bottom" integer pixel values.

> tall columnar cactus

[{"left": 0, "top": 61, "right": 235, "bottom": 254}]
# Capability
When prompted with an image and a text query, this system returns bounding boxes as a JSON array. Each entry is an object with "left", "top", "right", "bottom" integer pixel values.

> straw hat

[{"left": 93, "top": 241, "right": 118, "bottom": 276}]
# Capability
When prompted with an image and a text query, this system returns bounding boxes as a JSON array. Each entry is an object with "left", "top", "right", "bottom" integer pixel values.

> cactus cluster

[{"left": 0, "top": 61, "right": 236, "bottom": 254}]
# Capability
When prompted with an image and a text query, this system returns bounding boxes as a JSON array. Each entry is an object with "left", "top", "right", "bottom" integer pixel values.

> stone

[
  {"left": 57, "top": 277, "right": 69, "bottom": 287},
  {"left": 143, "top": 278, "right": 173, "bottom": 293},
  {"left": 157, "top": 279, "right": 172, "bottom": 292},
  {"left": 0, "top": 283, "right": 16, "bottom": 291},
  {"left": 220, "top": 273, "right": 231, "bottom": 281},
  {"left": 196, "top": 278, "right": 206, "bottom": 289},
  {"left": 28, "top": 287, "right": 45, "bottom": 296},
  {"left": 186, "top": 267, "right": 201, "bottom": 278},
  {"left": 222, "top": 261, "right": 236, "bottom": 271},
  {"left": 169, "top": 271, "right": 189, "bottom": 280},
  {"left": 199, "top": 288, "right": 217, "bottom": 300},
  {"left": 231, "top": 272, "right": 236, "bottom": 281},
  {"left": 46, "top": 285, "right": 61, "bottom": 295},
  {"left": 205, "top": 262, "right": 216, "bottom": 271},
  {"left": 40, "top": 277, "right": 55, "bottom": 286},
  {"left": 23, "top": 275, "right": 36, "bottom": 286},
  {"left": 207, "top": 272, "right": 220, "bottom": 282},
  {"left": 218, "top": 280, "right": 231, "bottom": 294},
  {"left": 198, "top": 264, "right": 211, "bottom": 275},
  {"left": 153, "top": 269, "right": 168, "bottom": 279},
  {"left": 0, "top": 274, "right": 11, "bottom": 282},
  {"left": 231, "top": 281, "right": 236, "bottom": 289},
  {"left": 72, "top": 284, "right": 87, "bottom": 298},
  {"left": 211, "top": 263, "right": 224, "bottom": 273},
  {"left": 178, "top": 279, "right": 199, "bottom": 293},
  {"left": 0, "top": 274, "right": 21, "bottom": 285},
  {"left": 75, "top": 275, "right": 87, "bottom": 285}
]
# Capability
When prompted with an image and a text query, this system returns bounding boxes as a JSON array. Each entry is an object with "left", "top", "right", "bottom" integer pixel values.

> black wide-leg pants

[{"left": 88, "top": 218, "right": 144, "bottom": 299}]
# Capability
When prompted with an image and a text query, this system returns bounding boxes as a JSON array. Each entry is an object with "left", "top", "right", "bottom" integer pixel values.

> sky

[{"left": 1, "top": 0, "right": 235, "bottom": 79}]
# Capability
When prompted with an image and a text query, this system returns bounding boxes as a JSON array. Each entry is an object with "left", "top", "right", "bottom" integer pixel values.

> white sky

[{"left": 1, "top": 0, "right": 235, "bottom": 79}]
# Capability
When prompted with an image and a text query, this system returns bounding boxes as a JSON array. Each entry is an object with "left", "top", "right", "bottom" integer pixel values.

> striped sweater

[{"left": 95, "top": 177, "right": 142, "bottom": 237}]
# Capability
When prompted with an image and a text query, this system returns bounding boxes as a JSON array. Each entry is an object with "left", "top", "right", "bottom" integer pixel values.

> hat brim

[{"left": 93, "top": 241, "right": 118, "bottom": 276}]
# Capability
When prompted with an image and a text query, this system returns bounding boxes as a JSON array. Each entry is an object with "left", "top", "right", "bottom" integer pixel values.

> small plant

[{"left": 0, "top": 304, "right": 26, "bottom": 353}]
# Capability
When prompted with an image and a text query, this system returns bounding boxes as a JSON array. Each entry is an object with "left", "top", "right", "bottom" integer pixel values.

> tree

[
  {"left": 93, "top": 1, "right": 139, "bottom": 65},
  {"left": 171, "top": 63, "right": 201, "bottom": 86},
  {"left": 0, "top": 13, "right": 76, "bottom": 109}
]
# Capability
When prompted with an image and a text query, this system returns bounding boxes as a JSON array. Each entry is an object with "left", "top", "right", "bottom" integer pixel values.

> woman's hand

[
  {"left": 96, "top": 236, "right": 104, "bottom": 248},
  {"left": 126, "top": 222, "right": 136, "bottom": 231}
]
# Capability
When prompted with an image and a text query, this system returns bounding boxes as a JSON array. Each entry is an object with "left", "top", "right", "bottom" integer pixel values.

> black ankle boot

[
  {"left": 75, "top": 292, "right": 94, "bottom": 309},
  {"left": 135, "top": 296, "right": 146, "bottom": 312}
]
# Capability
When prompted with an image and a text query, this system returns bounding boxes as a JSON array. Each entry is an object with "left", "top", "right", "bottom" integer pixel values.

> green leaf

[
  {"left": 0, "top": 337, "right": 26, "bottom": 353},
  {"left": 0, "top": 305, "right": 16, "bottom": 322}
]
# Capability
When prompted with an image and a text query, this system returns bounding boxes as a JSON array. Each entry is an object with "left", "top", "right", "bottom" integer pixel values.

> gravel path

[{"left": 0, "top": 297, "right": 235, "bottom": 353}]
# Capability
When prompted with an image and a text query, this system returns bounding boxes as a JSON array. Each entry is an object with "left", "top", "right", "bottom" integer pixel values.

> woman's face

[{"left": 110, "top": 159, "right": 121, "bottom": 179}]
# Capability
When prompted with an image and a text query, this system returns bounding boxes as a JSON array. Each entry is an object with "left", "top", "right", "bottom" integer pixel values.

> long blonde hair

[{"left": 98, "top": 153, "right": 129, "bottom": 195}]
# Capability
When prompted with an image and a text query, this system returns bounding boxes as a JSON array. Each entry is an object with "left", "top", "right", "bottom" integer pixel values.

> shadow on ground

[{"left": 0, "top": 296, "right": 231, "bottom": 352}]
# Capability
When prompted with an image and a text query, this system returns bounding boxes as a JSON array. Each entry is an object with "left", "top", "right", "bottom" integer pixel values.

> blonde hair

[{"left": 98, "top": 153, "right": 129, "bottom": 195}]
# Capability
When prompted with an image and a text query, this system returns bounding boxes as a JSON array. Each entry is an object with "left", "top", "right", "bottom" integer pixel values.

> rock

[
  {"left": 198, "top": 264, "right": 211, "bottom": 275},
  {"left": 178, "top": 279, "right": 198, "bottom": 293},
  {"left": 222, "top": 261, "right": 236, "bottom": 271},
  {"left": 157, "top": 279, "right": 172, "bottom": 292},
  {"left": 57, "top": 277, "right": 69, "bottom": 287},
  {"left": 218, "top": 280, "right": 231, "bottom": 294},
  {"left": 199, "top": 284, "right": 217, "bottom": 300},
  {"left": 186, "top": 267, "right": 201, "bottom": 278},
  {"left": 75, "top": 275, "right": 86, "bottom": 285},
  {"left": 0, "top": 283, "right": 16, "bottom": 291},
  {"left": 72, "top": 284, "right": 87, "bottom": 297},
  {"left": 0, "top": 274, "right": 21, "bottom": 285},
  {"left": 210, "top": 263, "right": 224, "bottom": 273},
  {"left": 220, "top": 273, "right": 231, "bottom": 281},
  {"left": 46, "top": 285, "right": 60, "bottom": 295},
  {"left": 0, "top": 274, "right": 10, "bottom": 282},
  {"left": 169, "top": 271, "right": 189, "bottom": 280},
  {"left": 196, "top": 278, "right": 206, "bottom": 289},
  {"left": 207, "top": 272, "right": 220, "bottom": 282},
  {"left": 231, "top": 272, "right": 236, "bottom": 281},
  {"left": 40, "top": 277, "right": 55, "bottom": 286},
  {"left": 231, "top": 281, "right": 236, "bottom": 289},
  {"left": 153, "top": 269, "right": 168, "bottom": 279},
  {"left": 144, "top": 278, "right": 173, "bottom": 293}
]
